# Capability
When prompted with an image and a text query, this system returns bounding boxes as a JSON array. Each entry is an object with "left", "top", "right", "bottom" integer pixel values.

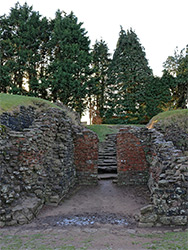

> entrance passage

[{"left": 98, "top": 134, "right": 117, "bottom": 180}]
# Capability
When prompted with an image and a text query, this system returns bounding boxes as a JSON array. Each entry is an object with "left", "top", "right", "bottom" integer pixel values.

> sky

[{"left": 1, "top": 0, "right": 188, "bottom": 77}]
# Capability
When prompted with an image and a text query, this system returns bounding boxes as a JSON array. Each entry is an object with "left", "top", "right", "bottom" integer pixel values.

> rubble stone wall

[
  {"left": 0, "top": 106, "right": 98, "bottom": 227},
  {"left": 116, "top": 126, "right": 188, "bottom": 227},
  {"left": 0, "top": 106, "right": 188, "bottom": 227},
  {"left": 139, "top": 129, "right": 188, "bottom": 227}
]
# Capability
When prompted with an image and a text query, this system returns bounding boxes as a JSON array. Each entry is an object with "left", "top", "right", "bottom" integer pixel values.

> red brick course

[
  {"left": 74, "top": 129, "right": 99, "bottom": 185},
  {"left": 116, "top": 128, "right": 149, "bottom": 185}
]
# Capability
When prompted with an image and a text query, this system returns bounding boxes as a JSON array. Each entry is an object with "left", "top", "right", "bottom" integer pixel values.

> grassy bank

[
  {"left": 0, "top": 93, "right": 59, "bottom": 115},
  {"left": 147, "top": 109, "right": 188, "bottom": 129}
]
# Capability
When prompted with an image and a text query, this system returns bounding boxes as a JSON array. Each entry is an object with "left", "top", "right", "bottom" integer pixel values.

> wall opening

[{"left": 98, "top": 133, "right": 117, "bottom": 180}]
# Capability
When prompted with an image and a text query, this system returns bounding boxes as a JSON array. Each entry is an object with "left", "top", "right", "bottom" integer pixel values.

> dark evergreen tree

[
  {"left": 90, "top": 39, "right": 111, "bottom": 117},
  {"left": 143, "top": 76, "right": 173, "bottom": 121},
  {"left": 0, "top": 2, "right": 50, "bottom": 97},
  {"left": 47, "top": 10, "right": 91, "bottom": 116},
  {"left": 105, "top": 28, "right": 152, "bottom": 123},
  {"left": 163, "top": 46, "right": 188, "bottom": 108},
  {"left": 0, "top": 14, "right": 13, "bottom": 93}
]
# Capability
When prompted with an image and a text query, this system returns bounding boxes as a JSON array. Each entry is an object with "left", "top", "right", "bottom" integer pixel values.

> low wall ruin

[
  {"left": 116, "top": 127, "right": 150, "bottom": 185},
  {"left": 139, "top": 129, "right": 188, "bottom": 227},
  {"left": 0, "top": 106, "right": 98, "bottom": 227},
  {"left": 0, "top": 106, "right": 187, "bottom": 227}
]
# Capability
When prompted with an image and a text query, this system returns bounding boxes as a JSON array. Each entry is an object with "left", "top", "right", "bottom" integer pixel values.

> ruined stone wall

[
  {"left": 116, "top": 126, "right": 188, "bottom": 227},
  {"left": 0, "top": 106, "right": 36, "bottom": 131},
  {"left": 116, "top": 127, "right": 150, "bottom": 185},
  {"left": 1, "top": 105, "right": 188, "bottom": 228},
  {"left": 139, "top": 129, "right": 188, "bottom": 227},
  {"left": 74, "top": 130, "right": 98, "bottom": 185},
  {"left": 0, "top": 106, "right": 98, "bottom": 227}
]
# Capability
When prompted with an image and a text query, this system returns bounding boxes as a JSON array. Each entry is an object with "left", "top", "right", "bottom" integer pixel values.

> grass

[
  {"left": 0, "top": 93, "right": 60, "bottom": 115},
  {"left": 87, "top": 124, "right": 119, "bottom": 142},
  {"left": 147, "top": 109, "right": 188, "bottom": 129},
  {"left": 142, "top": 231, "right": 188, "bottom": 250},
  {"left": 87, "top": 123, "right": 145, "bottom": 142},
  {"left": 0, "top": 233, "right": 91, "bottom": 250},
  {"left": 0, "top": 230, "right": 187, "bottom": 249}
]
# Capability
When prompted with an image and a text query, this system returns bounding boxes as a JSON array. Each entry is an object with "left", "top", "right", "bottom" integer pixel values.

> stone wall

[
  {"left": 74, "top": 130, "right": 98, "bottom": 185},
  {"left": 116, "top": 127, "right": 150, "bottom": 185},
  {"left": 1, "top": 104, "right": 188, "bottom": 228},
  {"left": 0, "top": 105, "right": 98, "bottom": 227},
  {"left": 0, "top": 106, "right": 36, "bottom": 131},
  {"left": 116, "top": 126, "right": 188, "bottom": 227},
  {"left": 139, "top": 129, "right": 188, "bottom": 227},
  {"left": 154, "top": 119, "right": 188, "bottom": 153}
]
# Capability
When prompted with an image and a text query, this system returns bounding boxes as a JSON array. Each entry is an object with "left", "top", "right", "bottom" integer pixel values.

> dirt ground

[{"left": 0, "top": 180, "right": 186, "bottom": 250}]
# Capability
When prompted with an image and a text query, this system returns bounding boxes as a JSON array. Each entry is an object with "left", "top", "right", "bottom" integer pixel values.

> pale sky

[{"left": 1, "top": 0, "right": 188, "bottom": 76}]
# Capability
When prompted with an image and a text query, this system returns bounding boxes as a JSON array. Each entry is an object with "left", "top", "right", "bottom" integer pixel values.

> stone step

[
  {"left": 102, "top": 148, "right": 116, "bottom": 151},
  {"left": 99, "top": 150, "right": 116, "bottom": 154},
  {"left": 98, "top": 160, "right": 117, "bottom": 164},
  {"left": 98, "top": 133, "right": 117, "bottom": 174},
  {"left": 98, "top": 164, "right": 117, "bottom": 168},
  {"left": 99, "top": 152, "right": 116, "bottom": 155},
  {"left": 98, "top": 165, "right": 117, "bottom": 170},
  {"left": 98, "top": 157, "right": 117, "bottom": 162},
  {"left": 98, "top": 173, "right": 117, "bottom": 180},
  {"left": 98, "top": 168, "right": 117, "bottom": 174}
]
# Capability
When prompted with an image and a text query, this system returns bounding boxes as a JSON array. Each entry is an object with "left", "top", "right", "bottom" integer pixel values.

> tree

[
  {"left": 47, "top": 11, "right": 91, "bottom": 116},
  {"left": 90, "top": 39, "right": 111, "bottom": 118},
  {"left": 0, "top": 2, "right": 50, "bottom": 97},
  {"left": 163, "top": 46, "right": 188, "bottom": 108},
  {"left": 105, "top": 27, "right": 152, "bottom": 123},
  {"left": 0, "top": 14, "right": 13, "bottom": 92},
  {"left": 144, "top": 76, "right": 173, "bottom": 120}
]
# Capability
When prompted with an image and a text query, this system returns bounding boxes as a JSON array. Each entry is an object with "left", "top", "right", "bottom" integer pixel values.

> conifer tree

[
  {"left": 0, "top": 3, "right": 50, "bottom": 97},
  {"left": 47, "top": 11, "right": 91, "bottom": 116},
  {"left": 143, "top": 76, "right": 172, "bottom": 120},
  {"left": 0, "top": 14, "right": 13, "bottom": 93},
  {"left": 90, "top": 39, "right": 111, "bottom": 117},
  {"left": 163, "top": 46, "right": 188, "bottom": 108},
  {"left": 106, "top": 28, "right": 152, "bottom": 123}
]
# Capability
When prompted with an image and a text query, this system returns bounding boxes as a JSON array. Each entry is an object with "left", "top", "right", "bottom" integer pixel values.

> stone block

[
  {"left": 0, "top": 221, "right": 5, "bottom": 228},
  {"left": 140, "top": 213, "right": 158, "bottom": 223},
  {"left": 140, "top": 205, "right": 154, "bottom": 215},
  {"left": 171, "top": 216, "right": 188, "bottom": 226},
  {"left": 138, "top": 222, "right": 154, "bottom": 228},
  {"left": 159, "top": 216, "right": 171, "bottom": 225}
]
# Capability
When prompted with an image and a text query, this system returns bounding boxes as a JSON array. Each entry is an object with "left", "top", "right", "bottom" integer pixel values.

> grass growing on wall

[
  {"left": 0, "top": 93, "right": 59, "bottom": 114},
  {"left": 147, "top": 109, "right": 188, "bottom": 129}
]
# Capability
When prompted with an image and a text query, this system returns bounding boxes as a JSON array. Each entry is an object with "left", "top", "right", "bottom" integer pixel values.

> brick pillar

[
  {"left": 74, "top": 129, "right": 98, "bottom": 185},
  {"left": 117, "top": 128, "right": 149, "bottom": 185}
]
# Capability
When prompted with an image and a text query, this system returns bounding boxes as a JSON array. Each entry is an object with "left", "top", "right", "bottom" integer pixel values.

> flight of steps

[{"left": 98, "top": 134, "right": 117, "bottom": 180}]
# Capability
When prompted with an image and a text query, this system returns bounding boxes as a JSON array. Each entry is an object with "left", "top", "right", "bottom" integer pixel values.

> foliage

[
  {"left": 47, "top": 10, "right": 91, "bottom": 116},
  {"left": 0, "top": 3, "right": 49, "bottom": 97},
  {"left": 89, "top": 39, "right": 111, "bottom": 118},
  {"left": 1, "top": 3, "right": 187, "bottom": 120},
  {"left": 0, "top": 3, "right": 91, "bottom": 117},
  {"left": 105, "top": 27, "right": 153, "bottom": 123},
  {"left": 163, "top": 46, "right": 188, "bottom": 108},
  {"left": 143, "top": 76, "right": 173, "bottom": 122}
]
